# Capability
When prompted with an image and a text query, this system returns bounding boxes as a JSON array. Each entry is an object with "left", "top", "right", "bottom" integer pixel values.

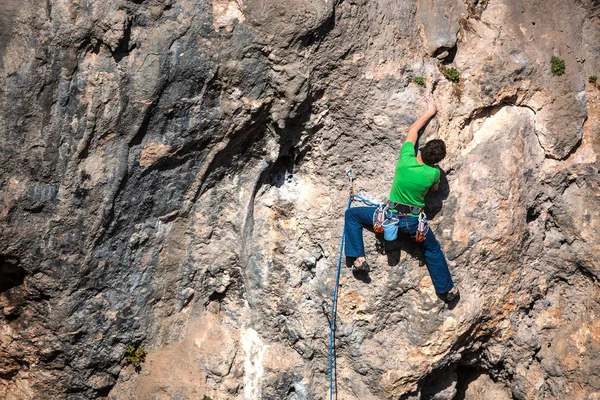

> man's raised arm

[{"left": 405, "top": 96, "right": 437, "bottom": 144}]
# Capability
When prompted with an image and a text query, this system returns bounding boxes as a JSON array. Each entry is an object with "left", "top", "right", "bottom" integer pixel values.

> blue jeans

[{"left": 344, "top": 206, "right": 454, "bottom": 293}]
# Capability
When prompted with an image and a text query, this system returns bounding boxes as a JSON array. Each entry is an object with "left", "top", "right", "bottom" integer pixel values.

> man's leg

[
  {"left": 419, "top": 227, "right": 454, "bottom": 294},
  {"left": 398, "top": 216, "right": 454, "bottom": 294},
  {"left": 344, "top": 206, "right": 377, "bottom": 258}
]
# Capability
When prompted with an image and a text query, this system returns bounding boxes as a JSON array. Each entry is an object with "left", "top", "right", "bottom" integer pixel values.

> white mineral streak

[
  {"left": 212, "top": 0, "right": 245, "bottom": 30},
  {"left": 155, "top": 219, "right": 173, "bottom": 237},
  {"left": 242, "top": 327, "right": 267, "bottom": 400},
  {"left": 277, "top": 174, "right": 302, "bottom": 203}
]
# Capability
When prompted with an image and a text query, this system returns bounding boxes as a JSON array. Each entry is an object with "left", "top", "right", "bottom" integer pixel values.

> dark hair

[{"left": 420, "top": 139, "right": 446, "bottom": 165}]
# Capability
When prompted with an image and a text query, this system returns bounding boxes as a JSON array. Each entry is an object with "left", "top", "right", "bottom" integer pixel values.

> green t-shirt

[{"left": 389, "top": 142, "right": 440, "bottom": 208}]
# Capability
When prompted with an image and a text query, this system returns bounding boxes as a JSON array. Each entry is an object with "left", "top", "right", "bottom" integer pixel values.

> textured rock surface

[{"left": 1, "top": 0, "right": 600, "bottom": 399}]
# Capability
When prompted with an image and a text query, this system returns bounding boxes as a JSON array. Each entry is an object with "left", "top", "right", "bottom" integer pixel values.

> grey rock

[
  {"left": 1, "top": 0, "right": 600, "bottom": 399},
  {"left": 417, "top": 0, "right": 466, "bottom": 57}
]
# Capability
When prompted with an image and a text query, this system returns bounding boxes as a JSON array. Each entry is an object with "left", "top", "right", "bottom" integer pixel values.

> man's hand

[{"left": 424, "top": 95, "right": 437, "bottom": 117}]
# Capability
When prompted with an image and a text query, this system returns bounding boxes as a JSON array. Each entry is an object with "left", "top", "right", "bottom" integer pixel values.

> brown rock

[{"left": 139, "top": 142, "right": 173, "bottom": 167}]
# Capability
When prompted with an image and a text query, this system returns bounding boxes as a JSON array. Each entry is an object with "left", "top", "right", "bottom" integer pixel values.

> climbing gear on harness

[
  {"left": 389, "top": 201, "right": 422, "bottom": 215},
  {"left": 372, "top": 204, "right": 386, "bottom": 233},
  {"left": 376, "top": 203, "right": 400, "bottom": 241},
  {"left": 415, "top": 212, "right": 429, "bottom": 242},
  {"left": 382, "top": 215, "right": 399, "bottom": 241},
  {"left": 346, "top": 168, "right": 354, "bottom": 196}
]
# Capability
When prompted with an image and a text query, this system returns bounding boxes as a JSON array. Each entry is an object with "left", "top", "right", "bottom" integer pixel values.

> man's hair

[{"left": 420, "top": 139, "right": 446, "bottom": 166}]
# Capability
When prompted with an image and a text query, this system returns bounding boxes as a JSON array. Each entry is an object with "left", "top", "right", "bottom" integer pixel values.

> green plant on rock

[
  {"left": 590, "top": 75, "right": 598, "bottom": 84},
  {"left": 414, "top": 76, "right": 426, "bottom": 88},
  {"left": 551, "top": 56, "right": 565, "bottom": 76},
  {"left": 125, "top": 345, "right": 146, "bottom": 367},
  {"left": 441, "top": 66, "right": 460, "bottom": 83},
  {"left": 202, "top": 396, "right": 213, "bottom": 400},
  {"left": 480, "top": 248, "right": 488, "bottom": 257}
]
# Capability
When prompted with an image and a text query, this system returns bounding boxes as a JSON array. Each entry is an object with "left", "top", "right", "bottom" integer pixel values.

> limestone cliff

[{"left": 1, "top": 0, "right": 600, "bottom": 399}]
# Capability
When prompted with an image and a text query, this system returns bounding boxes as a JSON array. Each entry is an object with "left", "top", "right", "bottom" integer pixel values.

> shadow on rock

[
  {"left": 351, "top": 269, "right": 371, "bottom": 283},
  {"left": 425, "top": 168, "right": 450, "bottom": 219},
  {"left": 437, "top": 290, "right": 461, "bottom": 310},
  {"left": 345, "top": 257, "right": 372, "bottom": 283},
  {"left": 382, "top": 232, "right": 426, "bottom": 266}
]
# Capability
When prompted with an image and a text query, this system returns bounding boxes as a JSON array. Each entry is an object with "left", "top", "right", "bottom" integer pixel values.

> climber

[{"left": 344, "top": 95, "right": 459, "bottom": 302}]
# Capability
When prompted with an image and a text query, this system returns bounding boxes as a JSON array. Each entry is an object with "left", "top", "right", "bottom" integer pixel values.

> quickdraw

[
  {"left": 415, "top": 211, "right": 429, "bottom": 242},
  {"left": 372, "top": 204, "right": 386, "bottom": 233}
]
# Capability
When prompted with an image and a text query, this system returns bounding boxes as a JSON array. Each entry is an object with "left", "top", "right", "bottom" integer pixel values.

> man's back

[{"left": 389, "top": 141, "right": 440, "bottom": 208}]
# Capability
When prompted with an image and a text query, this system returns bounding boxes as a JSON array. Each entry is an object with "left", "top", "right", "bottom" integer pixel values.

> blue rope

[
  {"left": 329, "top": 194, "right": 352, "bottom": 400},
  {"left": 352, "top": 194, "right": 382, "bottom": 207},
  {"left": 329, "top": 193, "right": 382, "bottom": 400}
]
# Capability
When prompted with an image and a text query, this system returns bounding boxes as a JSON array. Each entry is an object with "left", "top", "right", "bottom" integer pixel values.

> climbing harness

[
  {"left": 389, "top": 201, "right": 430, "bottom": 243},
  {"left": 389, "top": 201, "right": 422, "bottom": 215}
]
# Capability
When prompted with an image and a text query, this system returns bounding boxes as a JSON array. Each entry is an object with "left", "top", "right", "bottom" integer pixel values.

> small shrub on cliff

[
  {"left": 125, "top": 345, "right": 146, "bottom": 367},
  {"left": 589, "top": 75, "right": 598, "bottom": 84},
  {"left": 414, "top": 76, "right": 426, "bottom": 88},
  {"left": 202, "top": 396, "right": 213, "bottom": 400},
  {"left": 441, "top": 66, "right": 460, "bottom": 83},
  {"left": 551, "top": 56, "right": 565, "bottom": 76}
]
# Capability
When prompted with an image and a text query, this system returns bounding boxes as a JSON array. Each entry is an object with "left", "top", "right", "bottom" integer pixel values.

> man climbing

[{"left": 344, "top": 96, "right": 459, "bottom": 302}]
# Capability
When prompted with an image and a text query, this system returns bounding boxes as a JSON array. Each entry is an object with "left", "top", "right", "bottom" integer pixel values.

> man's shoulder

[
  {"left": 401, "top": 141, "right": 415, "bottom": 152},
  {"left": 400, "top": 141, "right": 416, "bottom": 160}
]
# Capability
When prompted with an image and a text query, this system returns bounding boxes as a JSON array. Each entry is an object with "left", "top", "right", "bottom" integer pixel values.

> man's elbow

[
  {"left": 407, "top": 127, "right": 419, "bottom": 137},
  {"left": 405, "top": 128, "right": 419, "bottom": 143}
]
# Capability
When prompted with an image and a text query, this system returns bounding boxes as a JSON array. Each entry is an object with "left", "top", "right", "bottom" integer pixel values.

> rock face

[{"left": 1, "top": 0, "right": 599, "bottom": 399}]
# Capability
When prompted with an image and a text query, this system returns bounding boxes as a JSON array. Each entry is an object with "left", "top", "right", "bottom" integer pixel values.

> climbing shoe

[
  {"left": 443, "top": 287, "right": 460, "bottom": 303},
  {"left": 353, "top": 260, "right": 370, "bottom": 273}
]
